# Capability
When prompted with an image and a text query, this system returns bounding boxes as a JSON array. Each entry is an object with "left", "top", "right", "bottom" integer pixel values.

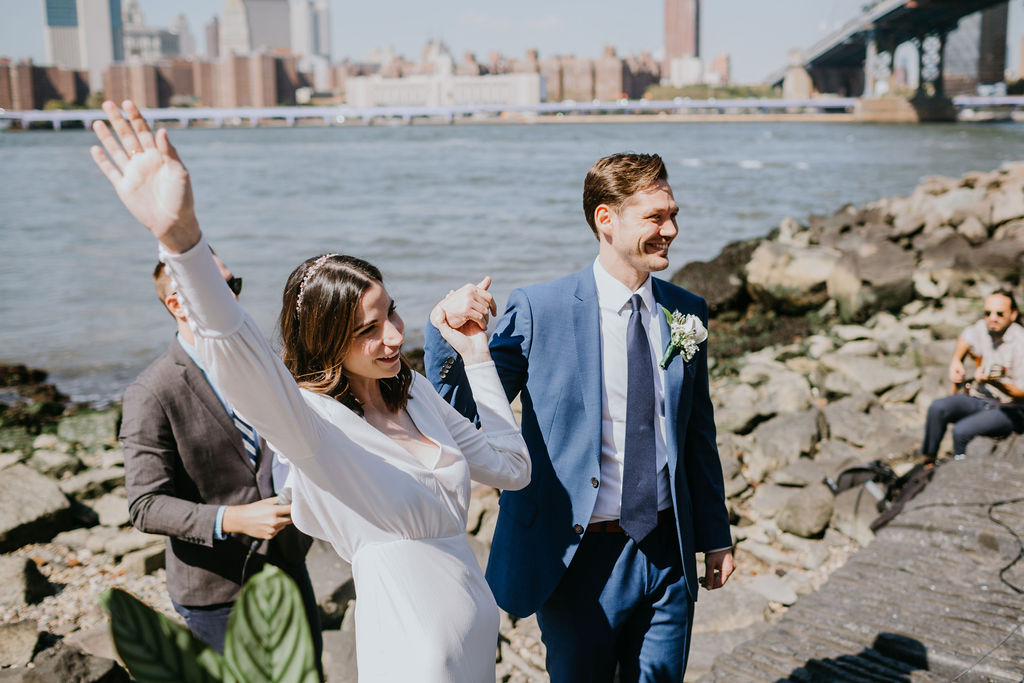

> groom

[{"left": 426, "top": 153, "right": 734, "bottom": 681}]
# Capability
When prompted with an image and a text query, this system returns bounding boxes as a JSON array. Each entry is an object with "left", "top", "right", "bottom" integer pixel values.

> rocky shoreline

[{"left": 1, "top": 162, "right": 1022, "bottom": 681}]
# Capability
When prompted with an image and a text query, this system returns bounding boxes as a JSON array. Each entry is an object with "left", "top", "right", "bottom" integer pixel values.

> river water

[{"left": 1, "top": 120, "right": 1021, "bottom": 403}]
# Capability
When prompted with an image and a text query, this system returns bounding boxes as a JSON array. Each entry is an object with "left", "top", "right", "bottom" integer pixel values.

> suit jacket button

[
  {"left": 573, "top": 524, "right": 584, "bottom": 535},
  {"left": 590, "top": 477, "right": 599, "bottom": 488}
]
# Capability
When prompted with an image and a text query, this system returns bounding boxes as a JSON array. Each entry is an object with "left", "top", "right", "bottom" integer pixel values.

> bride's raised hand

[{"left": 90, "top": 100, "right": 200, "bottom": 253}]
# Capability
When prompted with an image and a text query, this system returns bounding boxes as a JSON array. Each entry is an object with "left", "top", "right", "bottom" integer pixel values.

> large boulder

[
  {"left": 0, "top": 620, "right": 39, "bottom": 668},
  {"left": 819, "top": 355, "right": 920, "bottom": 396},
  {"left": 22, "top": 642, "right": 129, "bottom": 682},
  {"left": 826, "top": 241, "right": 916, "bottom": 322},
  {"left": 775, "top": 482, "right": 835, "bottom": 538},
  {"left": 56, "top": 408, "right": 120, "bottom": 449},
  {"left": 670, "top": 238, "right": 760, "bottom": 316},
  {"left": 747, "top": 410, "right": 826, "bottom": 483},
  {"left": 744, "top": 242, "right": 841, "bottom": 313},
  {"left": 0, "top": 464, "right": 72, "bottom": 551},
  {"left": 0, "top": 556, "right": 55, "bottom": 610}
]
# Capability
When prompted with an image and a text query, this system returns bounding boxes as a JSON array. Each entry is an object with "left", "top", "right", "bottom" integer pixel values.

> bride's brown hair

[{"left": 278, "top": 254, "right": 412, "bottom": 415}]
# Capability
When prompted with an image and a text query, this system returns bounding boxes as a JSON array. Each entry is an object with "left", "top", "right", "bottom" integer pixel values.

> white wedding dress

[{"left": 161, "top": 238, "right": 531, "bottom": 682}]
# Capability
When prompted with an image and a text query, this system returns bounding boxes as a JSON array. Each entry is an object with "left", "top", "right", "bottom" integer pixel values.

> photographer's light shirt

[{"left": 962, "top": 320, "right": 1024, "bottom": 403}]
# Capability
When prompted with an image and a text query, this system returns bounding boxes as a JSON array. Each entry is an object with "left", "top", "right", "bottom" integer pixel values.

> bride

[{"left": 90, "top": 100, "right": 531, "bottom": 682}]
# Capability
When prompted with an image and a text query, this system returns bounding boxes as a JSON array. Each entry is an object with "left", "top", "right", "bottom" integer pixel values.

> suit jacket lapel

[
  {"left": 571, "top": 268, "right": 603, "bottom": 465},
  {"left": 653, "top": 280, "right": 686, "bottom": 474},
  {"left": 170, "top": 341, "right": 254, "bottom": 474}
]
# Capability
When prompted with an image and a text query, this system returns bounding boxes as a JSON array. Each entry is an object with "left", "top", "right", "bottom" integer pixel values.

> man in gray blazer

[{"left": 121, "top": 257, "right": 321, "bottom": 665}]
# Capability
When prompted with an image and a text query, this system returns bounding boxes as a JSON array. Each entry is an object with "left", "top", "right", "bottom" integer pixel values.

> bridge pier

[{"left": 855, "top": 26, "right": 954, "bottom": 123}]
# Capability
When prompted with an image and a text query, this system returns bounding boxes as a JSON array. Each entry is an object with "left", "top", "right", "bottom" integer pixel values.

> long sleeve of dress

[
  {"left": 426, "top": 362, "right": 531, "bottom": 491},
  {"left": 158, "top": 237, "right": 332, "bottom": 466}
]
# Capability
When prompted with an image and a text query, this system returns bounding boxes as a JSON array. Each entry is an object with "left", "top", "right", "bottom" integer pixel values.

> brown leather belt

[{"left": 586, "top": 508, "right": 674, "bottom": 534}]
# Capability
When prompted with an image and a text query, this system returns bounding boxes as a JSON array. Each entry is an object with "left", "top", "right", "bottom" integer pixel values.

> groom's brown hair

[{"left": 582, "top": 153, "right": 668, "bottom": 236}]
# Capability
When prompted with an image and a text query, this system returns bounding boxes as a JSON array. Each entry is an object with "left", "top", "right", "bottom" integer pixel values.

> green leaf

[
  {"left": 100, "top": 588, "right": 228, "bottom": 683},
  {"left": 223, "top": 565, "right": 318, "bottom": 683}
]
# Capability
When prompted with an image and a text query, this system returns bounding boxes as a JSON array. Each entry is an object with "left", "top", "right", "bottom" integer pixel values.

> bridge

[
  {"left": 770, "top": 0, "right": 1010, "bottom": 119},
  {"left": 2, "top": 95, "right": 1023, "bottom": 130}
]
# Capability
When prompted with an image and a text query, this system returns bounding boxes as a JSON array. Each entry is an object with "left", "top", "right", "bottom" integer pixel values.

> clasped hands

[{"left": 430, "top": 277, "right": 497, "bottom": 365}]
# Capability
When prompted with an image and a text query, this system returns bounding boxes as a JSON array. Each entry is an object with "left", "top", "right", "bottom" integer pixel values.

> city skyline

[{"left": 6, "top": 0, "right": 1021, "bottom": 84}]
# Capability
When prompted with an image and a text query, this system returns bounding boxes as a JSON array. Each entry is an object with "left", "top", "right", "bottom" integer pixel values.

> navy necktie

[{"left": 621, "top": 294, "right": 658, "bottom": 542}]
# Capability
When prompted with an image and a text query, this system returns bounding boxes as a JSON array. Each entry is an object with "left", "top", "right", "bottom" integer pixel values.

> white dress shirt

[{"left": 590, "top": 259, "right": 673, "bottom": 523}]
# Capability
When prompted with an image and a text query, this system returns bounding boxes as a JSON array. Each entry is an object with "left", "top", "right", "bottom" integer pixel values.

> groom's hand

[
  {"left": 431, "top": 277, "right": 496, "bottom": 365},
  {"left": 434, "top": 277, "right": 496, "bottom": 335},
  {"left": 700, "top": 549, "right": 735, "bottom": 590}
]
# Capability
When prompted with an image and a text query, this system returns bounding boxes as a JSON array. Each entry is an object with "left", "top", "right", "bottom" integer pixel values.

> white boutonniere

[{"left": 659, "top": 307, "right": 708, "bottom": 368}]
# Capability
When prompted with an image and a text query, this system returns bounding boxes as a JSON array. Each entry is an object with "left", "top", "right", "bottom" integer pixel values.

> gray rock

[
  {"left": 823, "top": 403, "right": 877, "bottom": 448},
  {"left": 52, "top": 528, "right": 93, "bottom": 551},
  {"left": 28, "top": 641, "right": 130, "bottom": 683},
  {"left": 0, "top": 464, "right": 72, "bottom": 552},
  {"left": 747, "top": 574, "right": 798, "bottom": 605},
  {"left": 738, "top": 539, "right": 796, "bottom": 567},
  {"left": 56, "top": 409, "right": 121, "bottom": 449},
  {"left": 120, "top": 545, "right": 165, "bottom": 577},
  {"left": 832, "top": 324, "right": 872, "bottom": 342},
  {"left": 834, "top": 339, "right": 881, "bottom": 357},
  {"left": 776, "top": 532, "right": 832, "bottom": 570},
  {"left": 690, "top": 584, "right": 769, "bottom": 633},
  {"left": 820, "top": 355, "right": 919, "bottom": 395},
  {"left": 27, "top": 449, "right": 82, "bottom": 479},
  {"left": 670, "top": 238, "right": 760, "bottom": 316},
  {"left": 686, "top": 623, "right": 772, "bottom": 681},
  {"left": 989, "top": 184, "right": 1024, "bottom": 225},
  {"left": 0, "top": 556, "right": 55, "bottom": 610},
  {"left": 321, "top": 629, "right": 358, "bottom": 683},
  {"left": 747, "top": 483, "right": 792, "bottom": 519},
  {"left": 956, "top": 214, "right": 988, "bottom": 244},
  {"left": 0, "top": 620, "right": 39, "bottom": 667},
  {"left": 0, "top": 427, "right": 34, "bottom": 453},
  {"left": 814, "top": 439, "right": 866, "bottom": 468},
  {"left": 713, "top": 383, "right": 766, "bottom": 435},
  {"left": 305, "top": 538, "right": 354, "bottom": 630},
  {"left": 748, "top": 410, "right": 825, "bottom": 481},
  {"left": 880, "top": 379, "right": 922, "bottom": 404},
  {"left": 102, "top": 526, "right": 160, "bottom": 557},
  {"left": 63, "top": 624, "right": 117, "bottom": 665},
  {"left": 0, "top": 452, "right": 24, "bottom": 470},
  {"left": 775, "top": 483, "right": 835, "bottom": 538},
  {"left": 769, "top": 459, "right": 827, "bottom": 487},
  {"left": 89, "top": 493, "right": 129, "bottom": 527},
  {"left": 58, "top": 468, "right": 126, "bottom": 501},
  {"left": 30, "top": 434, "right": 63, "bottom": 451},
  {"left": 822, "top": 371, "right": 856, "bottom": 399},
  {"left": 744, "top": 242, "right": 841, "bottom": 313},
  {"left": 827, "top": 241, "right": 915, "bottom": 322},
  {"left": 830, "top": 486, "right": 879, "bottom": 546},
  {"left": 759, "top": 372, "right": 814, "bottom": 414}
]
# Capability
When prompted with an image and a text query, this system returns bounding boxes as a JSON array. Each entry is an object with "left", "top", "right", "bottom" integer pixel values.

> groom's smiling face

[{"left": 602, "top": 180, "right": 680, "bottom": 275}]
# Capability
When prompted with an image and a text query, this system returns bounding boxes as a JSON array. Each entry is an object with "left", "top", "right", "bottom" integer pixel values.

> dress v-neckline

[{"left": 364, "top": 402, "right": 444, "bottom": 471}]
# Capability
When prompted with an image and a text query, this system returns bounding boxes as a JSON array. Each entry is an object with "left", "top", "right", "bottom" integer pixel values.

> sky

[{"left": 2, "top": 0, "right": 1022, "bottom": 84}]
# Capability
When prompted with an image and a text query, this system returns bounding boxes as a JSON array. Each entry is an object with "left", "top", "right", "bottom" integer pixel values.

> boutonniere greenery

[{"left": 659, "top": 307, "right": 708, "bottom": 368}]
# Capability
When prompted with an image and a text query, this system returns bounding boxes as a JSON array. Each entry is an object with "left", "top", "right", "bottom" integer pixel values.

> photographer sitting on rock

[{"left": 921, "top": 288, "right": 1024, "bottom": 461}]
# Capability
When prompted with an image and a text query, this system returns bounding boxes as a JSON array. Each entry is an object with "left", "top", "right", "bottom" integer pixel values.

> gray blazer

[{"left": 121, "top": 340, "right": 310, "bottom": 606}]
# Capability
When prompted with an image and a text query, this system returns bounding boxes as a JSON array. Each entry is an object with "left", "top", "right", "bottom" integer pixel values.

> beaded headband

[{"left": 295, "top": 253, "right": 338, "bottom": 315}]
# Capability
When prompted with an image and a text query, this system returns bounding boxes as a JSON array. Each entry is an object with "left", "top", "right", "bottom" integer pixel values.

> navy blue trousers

[
  {"left": 537, "top": 514, "right": 693, "bottom": 683},
  {"left": 921, "top": 394, "right": 1020, "bottom": 457}
]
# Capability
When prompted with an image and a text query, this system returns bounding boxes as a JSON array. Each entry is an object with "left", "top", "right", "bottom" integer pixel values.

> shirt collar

[
  {"left": 176, "top": 332, "right": 204, "bottom": 370},
  {"left": 592, "top": 258, "right": 655, "bottom": 314}
]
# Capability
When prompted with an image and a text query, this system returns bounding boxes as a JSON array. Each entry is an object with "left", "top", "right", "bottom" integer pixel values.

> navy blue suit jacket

[{"left": 425, "top": 266, "right": 731, "bottom": 618}]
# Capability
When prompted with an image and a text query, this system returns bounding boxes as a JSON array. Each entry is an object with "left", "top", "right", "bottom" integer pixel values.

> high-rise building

[
  {"left": 220, "top": 0, "right": 291, "bottom": 56},
  {"left": 43, "top": 0, "right": 124, "bottom": 91},
  {"left": 205, "top": 16, "right": 220, "bottom": 59},
  {"left": 289, "top": 0, "right": 330, "bottom": 89},
  {"left": 664, "top": 0, "right": 699, "bottom": 71},
  {"left": 169, "top": 14, "right": 198, "bottom": 58}
]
